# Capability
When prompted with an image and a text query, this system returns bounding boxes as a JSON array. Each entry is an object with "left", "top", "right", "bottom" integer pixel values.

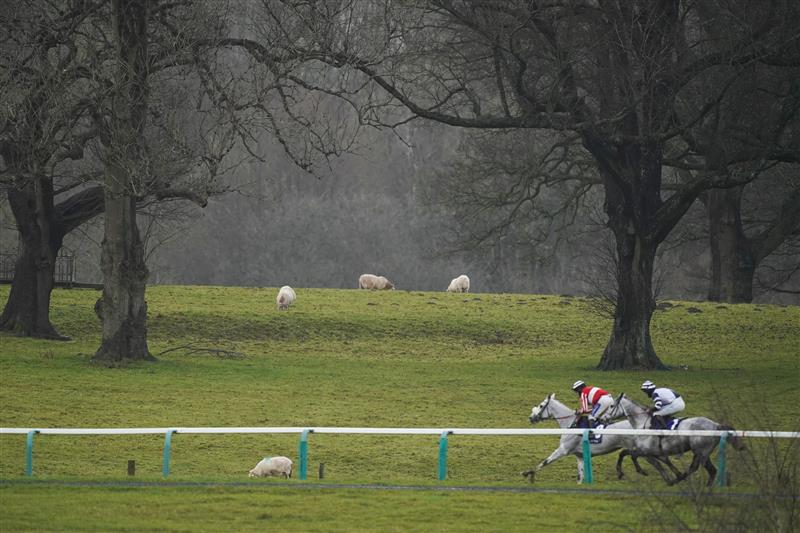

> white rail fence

[{"left": 2, "top": 427, "right": 797, "bottom": 486}]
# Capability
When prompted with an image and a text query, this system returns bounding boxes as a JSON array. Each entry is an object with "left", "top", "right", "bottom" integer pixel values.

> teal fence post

[
  {"left": 298, "top": 429, "right": 313, "bottom": 480},
  {"left": 25, "top": 430, "right": 39, "bottom": 477},
  {"left": 162, "top": 429, "right": 177, "bottom": 477},
  {"left": 581, "top": 430, "right": 593, "bottom": 484},
  {"left": 716, "top": 432, "right": 729, "bottom": 488},
  {"left": 438, "top": 431, "right": 451, "bottom": 481}
]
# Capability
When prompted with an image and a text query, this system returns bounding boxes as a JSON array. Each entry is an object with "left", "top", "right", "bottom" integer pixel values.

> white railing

[
  {"left": 3, "top": 427, "right": 798, "bottom": 485},
  {"left": 3, "top": 427, "right": 797, "bottom": 437}
]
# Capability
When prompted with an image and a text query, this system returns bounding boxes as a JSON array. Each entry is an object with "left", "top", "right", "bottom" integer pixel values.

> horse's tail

[{"left": 719, "top": 424, "right": 746, "bottom": 451}]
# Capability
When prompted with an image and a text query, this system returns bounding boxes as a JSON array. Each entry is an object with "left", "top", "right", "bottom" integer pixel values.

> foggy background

[
  {"left": 3, "top": 3, "right": 798, "bottom": 308},
  {"left": 15, "top": 119, "right": 783, "bottom": 304}
]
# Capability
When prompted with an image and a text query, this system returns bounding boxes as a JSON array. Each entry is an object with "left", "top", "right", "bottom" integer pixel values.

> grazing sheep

[
  {"left": 446, "top": 275, "right": 470, "bottom": 293},
  {"left": 358, "top": 273, "right": 395, "bottom": 290},
  {"left": 276, "top": 286, "right": 296, "bottom": 310},
  {"left": 249, "top": 456, "right": 293, "bottom": 478}
]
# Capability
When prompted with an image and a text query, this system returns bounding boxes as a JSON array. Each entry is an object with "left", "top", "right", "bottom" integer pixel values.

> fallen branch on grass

[{"left": 157, "top": 343, "right": 245, "bottom": 358}]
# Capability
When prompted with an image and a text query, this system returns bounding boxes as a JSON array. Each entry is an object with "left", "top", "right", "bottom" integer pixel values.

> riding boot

[{"left": 652, "top": 415, "right": 665, "bottom": 430}]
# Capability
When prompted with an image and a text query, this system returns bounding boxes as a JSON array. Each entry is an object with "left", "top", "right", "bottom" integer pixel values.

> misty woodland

[{"left": 1, "top": 1, "right": 798, "bottom": 370}]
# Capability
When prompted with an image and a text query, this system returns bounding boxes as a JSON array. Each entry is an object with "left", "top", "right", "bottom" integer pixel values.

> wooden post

[
  {"left": 127, "top": 460, "right": 136, "bottom": 476},
  {"left": 318, "top": 463, "right": 325, "bottom": 479}
]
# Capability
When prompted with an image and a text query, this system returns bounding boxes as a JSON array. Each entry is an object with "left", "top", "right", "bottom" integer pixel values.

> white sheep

[
  {"left": 358, "top": 273, "right": 395, "bottom": 290},
  {"left": 446, "top": 274, "right": 470, "bottom": 293},
  {"left": 276, "top": 286, "right": 296, "bottom": 310},
  {"left": 248, "top": 456, "right": 293, "bottom": 478}
]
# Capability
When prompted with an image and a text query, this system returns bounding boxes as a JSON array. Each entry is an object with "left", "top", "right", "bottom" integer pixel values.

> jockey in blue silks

[{"left": 641, "top": 380, "right": 685, "bottom": 430}]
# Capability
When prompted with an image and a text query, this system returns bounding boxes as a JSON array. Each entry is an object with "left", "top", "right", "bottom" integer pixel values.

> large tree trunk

[
  {"left": 91, "top": 0, "right": 153, "bottom": 364},
  {"left": 707, "top": 186, "right": 755, "bottom": 303},
  {"left": 0, "top": 178, "right": 68, "bottom": 340},
  {"left": 590, "top": 140, "right": 668, "bottom": 371},
  {"left": 2, "top": 177, "right": 106, "bottom": 339},
  {"left": 598, "top": 228, "right": 666, "bottom": 370},
  {"left": 92, "top": 192, "right": 152, "bottom": 362}
]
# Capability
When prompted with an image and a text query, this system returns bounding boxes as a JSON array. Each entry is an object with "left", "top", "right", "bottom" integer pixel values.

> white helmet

[
  {"left": 641, "top": 380, "right": 656, "bottom": 391},
  {"left": 572, "top": 380, "right": 586, "bottom": 391}
]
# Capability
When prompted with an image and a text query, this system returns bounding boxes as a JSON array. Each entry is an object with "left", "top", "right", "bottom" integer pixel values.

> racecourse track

[{"left": 2, "top": 479, "right": 795, "bottom": 500}]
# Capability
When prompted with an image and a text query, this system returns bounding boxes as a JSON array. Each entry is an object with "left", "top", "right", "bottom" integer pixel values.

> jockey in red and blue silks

[{"left": 572, "top": 380, "right": 614, "bottom": 424}]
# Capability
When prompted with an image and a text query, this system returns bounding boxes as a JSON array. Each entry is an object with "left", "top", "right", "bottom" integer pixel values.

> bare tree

[
  {"left": 705, "top": 172, "right": 800, "bottom": 303},
  {"left": 84, "top": 0, "right": 359, "bottom": 363},
  {"left": 2, "top": 0, "right": 357, "bottom": 358},
  {"left": 263, "top": 0, "right": 800, "bottom": 369},
  {"left": 89, "top": 0, "right": 153, "bottom": 362},
  {"left": 672, "top": 31, "right": 800, "bottom": 304},
  {"left": 427, "top": 129, "right": 598, "bottom": 254},
  {"left": 0, "top": 2, "right": 106, "bottom": 339},
  {"left": 0, "top": 1, "right": 231, "bottom": 342}
]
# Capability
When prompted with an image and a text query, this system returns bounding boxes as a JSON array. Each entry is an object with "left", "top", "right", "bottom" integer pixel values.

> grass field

[{"left": 1, "top": 285, "right": 798, "bottom": 531}]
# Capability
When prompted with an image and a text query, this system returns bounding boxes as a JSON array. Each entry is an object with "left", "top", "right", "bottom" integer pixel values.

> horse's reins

[
  {"left": 617, "top": 396, "right": 658, "bottom": 433},
  {"left": 538, "top": 395, "right": 579, "bottom": 422}
]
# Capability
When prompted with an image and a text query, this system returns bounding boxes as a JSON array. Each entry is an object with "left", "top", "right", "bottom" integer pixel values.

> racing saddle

[
  {"left": 650, "top": 415, "right": 682, "bottom": 431},
  {"left": 572, "top": 414, "right": 606, "bottom": 443}
]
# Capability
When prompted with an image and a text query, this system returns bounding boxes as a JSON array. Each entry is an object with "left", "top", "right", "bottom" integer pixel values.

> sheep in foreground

[
  {"left": 447, "top": 274, "right": 470, "bottom": 293},
  {"left": 276, "top": 286, "right": 296, "bottom": 310},
  {"left": 358, "top": 273, "right": 395, "bottom": 290},
  {"left": 249, "top": 456, "right": 293, "bottom": 478}
]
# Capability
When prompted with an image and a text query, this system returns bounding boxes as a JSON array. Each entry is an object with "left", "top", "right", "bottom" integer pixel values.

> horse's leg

[
  {"left": 521, "top": 446, "right": 569, "bottom": 482},
  {"left": 702, "top": 456, "right": 717, "bottom": 487},
  {"left": 661, "top": 456, "right": 683, "bottom": 478},
  {"left": 576, "top": 457, "right": 584, "bottom": 484},
  {"left": 616, "top": 450, "right": 628, "bottom": 479},
  {"left": 674, "top": 453, "right": 704, "bottom": 484},
  {"left": 631, "top": 455, "right": 649, "bottom": 476},
  {"left": 644, "top": 456, "right": 677, "bottom": 485},
  {"left": 617, "top": 450, "right": 650, "bottom": 479}
]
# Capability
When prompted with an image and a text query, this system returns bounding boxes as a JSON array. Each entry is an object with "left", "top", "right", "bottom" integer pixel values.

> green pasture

[{"left": 1, "top": 285, "right": 798, "bottom": 531}]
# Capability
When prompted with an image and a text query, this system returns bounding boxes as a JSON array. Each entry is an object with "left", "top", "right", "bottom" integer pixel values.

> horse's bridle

[
  {"left": 530, "top": 395, "right": 552, "bottom": 423},
  {"left": 608, "top": 393, "right": 626, "bottom": 419},
  {"left": 530, "top": 394, "right": 575, "bottom": 424}
]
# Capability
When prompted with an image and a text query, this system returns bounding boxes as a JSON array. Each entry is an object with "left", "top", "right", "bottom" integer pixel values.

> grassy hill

[{"left": 1, "top": 285, "right": 797, "bottom": 531}]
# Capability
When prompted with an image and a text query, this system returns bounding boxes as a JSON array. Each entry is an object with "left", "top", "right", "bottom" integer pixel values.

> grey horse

[
  {"left": 522, "top": 393, "right": 677, "bottom": 483},
  {"left": 609, "top": 394, "right": 745, "bottom": 486}
]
